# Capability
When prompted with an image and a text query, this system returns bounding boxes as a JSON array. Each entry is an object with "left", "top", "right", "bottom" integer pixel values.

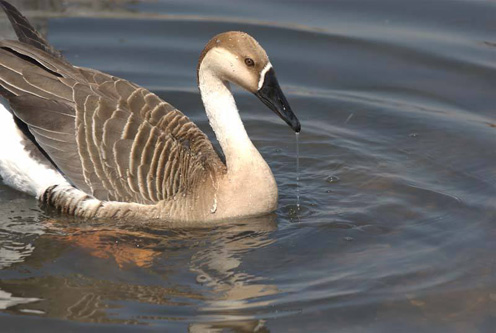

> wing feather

[{"left": 0, "top": 40, "right": 225, "bottom": 204}]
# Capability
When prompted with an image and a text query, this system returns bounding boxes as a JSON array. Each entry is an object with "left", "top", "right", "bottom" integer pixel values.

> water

[{"left": 0, "top": 0, "right": 496, "bottom": 331}]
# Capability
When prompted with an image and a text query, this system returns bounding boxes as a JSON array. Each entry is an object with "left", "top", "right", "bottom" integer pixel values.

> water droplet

[
  {"left": 326, "top": 175, "right": 340, "bottom": 183},
  {"left": 210, "top": 196, "right": 217, "bottom": 213},
  {"left": 409, "top": 132, "right": 418, "bottom": 138}
]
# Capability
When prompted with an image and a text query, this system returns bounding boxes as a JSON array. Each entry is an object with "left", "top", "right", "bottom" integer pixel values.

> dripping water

[{"left": 296, "top": 132, "right": 300, "bottom": 211}]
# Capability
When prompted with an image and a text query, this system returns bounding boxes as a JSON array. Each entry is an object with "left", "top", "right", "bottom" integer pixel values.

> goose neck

[{"left": 198, "top": 68, "right": 260, "bottom": 172}]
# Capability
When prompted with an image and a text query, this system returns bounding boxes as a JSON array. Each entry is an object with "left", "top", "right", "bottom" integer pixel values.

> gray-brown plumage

[
  {"left": 0, "top": 2, "right": 223, "bottom": 201},
  {"left": 0, "top": 1, "right": 300, "bottom": 223}
]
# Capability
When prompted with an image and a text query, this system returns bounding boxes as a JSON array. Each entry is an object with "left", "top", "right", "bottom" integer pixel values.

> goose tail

[{"left": 0, "top": 0, "right": 65, "bottom": 59}]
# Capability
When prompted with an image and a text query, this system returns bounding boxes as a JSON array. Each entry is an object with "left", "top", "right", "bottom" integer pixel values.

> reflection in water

[
  {"left": 0, "top": 289, "right": 39, "bottom": 310},
  {"left": 0, "top": 214, "right": 278, "bottom": 330},
  {"left": 0, "top": 194, "right": 44, "bottom": 270}
]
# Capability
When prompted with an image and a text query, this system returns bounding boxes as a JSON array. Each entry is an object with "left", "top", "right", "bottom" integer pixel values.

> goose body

[{"left": 0, "top": 1, "right": 300, "bottom": 223}]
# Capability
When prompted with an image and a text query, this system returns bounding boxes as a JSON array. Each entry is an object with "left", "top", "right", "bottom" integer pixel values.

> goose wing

[{"left": 0, "top": 41, "right": 225, "bottom": 203}]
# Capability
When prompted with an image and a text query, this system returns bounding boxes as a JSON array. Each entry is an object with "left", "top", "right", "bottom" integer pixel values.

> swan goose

[{"left": 0, "top": 1, "right": 300, "bottom": 223}]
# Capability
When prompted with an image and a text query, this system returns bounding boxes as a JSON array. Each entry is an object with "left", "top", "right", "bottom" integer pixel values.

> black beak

[{"left": 255, "top": 68, "right": 301, "bottom": 133}]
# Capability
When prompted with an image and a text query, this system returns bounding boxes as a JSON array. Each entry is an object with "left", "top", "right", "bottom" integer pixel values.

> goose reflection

[{"left": 0, "top": 214, "right": 278, "bottom": 330}]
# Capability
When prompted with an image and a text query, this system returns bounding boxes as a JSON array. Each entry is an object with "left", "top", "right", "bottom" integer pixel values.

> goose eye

[{"left": 244, "top": 58, "right": 255, "bottom": 67}]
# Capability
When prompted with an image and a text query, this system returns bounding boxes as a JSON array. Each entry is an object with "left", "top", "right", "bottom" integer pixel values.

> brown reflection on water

[
  {"left": 45, "top": 220, "right": 163, "bottom": 269},
  {"left": 0, "top": 215, "right": 278, "bottom": 329}
]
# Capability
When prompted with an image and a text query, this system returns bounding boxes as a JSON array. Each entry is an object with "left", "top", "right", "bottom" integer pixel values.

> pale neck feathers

[{"left": 198, "top": 48, "right": 267, "bottom": 173}]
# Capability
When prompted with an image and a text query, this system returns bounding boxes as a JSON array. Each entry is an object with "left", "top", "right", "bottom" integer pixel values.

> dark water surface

[{"left": 1, "top": 0, "right": 496, "bottom": 331}]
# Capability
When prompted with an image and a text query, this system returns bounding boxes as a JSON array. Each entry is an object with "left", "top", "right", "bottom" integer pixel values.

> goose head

[{"left": 198, "top": 31, "right": 300, "bottom": 133}]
